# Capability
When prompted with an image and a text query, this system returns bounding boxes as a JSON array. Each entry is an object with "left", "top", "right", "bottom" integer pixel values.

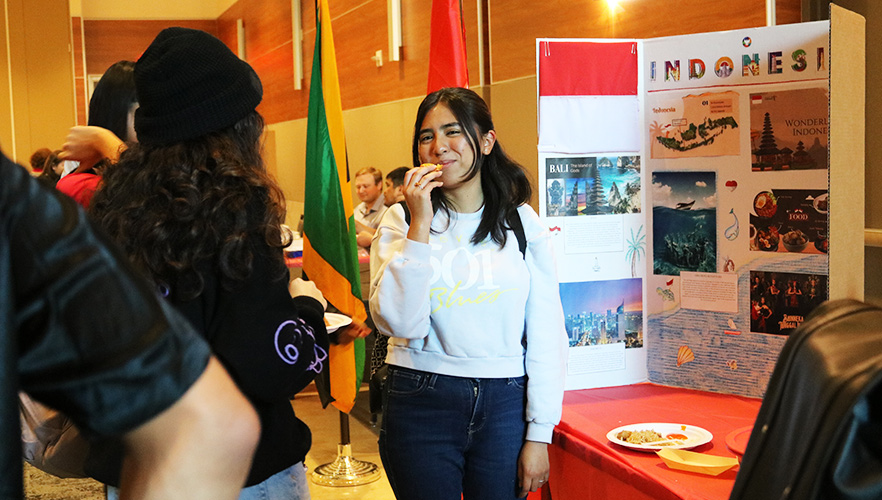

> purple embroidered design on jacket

[{"left": 274, "top": 318, "right": 327, "bottom": 373}]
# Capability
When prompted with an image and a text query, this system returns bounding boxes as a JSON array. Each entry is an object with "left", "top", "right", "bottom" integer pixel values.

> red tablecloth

[
  {"left": 285, "top": 248, "right": 371, "bottom": 268},
  {"left": 547, "top": 383, "right": 761, "bottom": 500}
]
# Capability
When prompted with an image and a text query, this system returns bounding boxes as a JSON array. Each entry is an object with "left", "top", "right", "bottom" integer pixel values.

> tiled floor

[{"left": 294, "top": 390, "right": 396, "bottom": 500}]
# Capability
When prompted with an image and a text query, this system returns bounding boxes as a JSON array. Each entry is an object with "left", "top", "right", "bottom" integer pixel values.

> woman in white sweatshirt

[{"left": 369, "top": 87, "right": 568, "bottom": 500}]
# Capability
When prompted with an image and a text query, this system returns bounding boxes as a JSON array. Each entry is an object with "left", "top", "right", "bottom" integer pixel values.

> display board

[{"left": 537, "top": 6, "right": 864, "bottom": 397}]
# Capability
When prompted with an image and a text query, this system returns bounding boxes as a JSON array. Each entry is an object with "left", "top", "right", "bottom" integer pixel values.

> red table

[
  {"left": 284, "top": 247, "right": 371, "bottom": 268},
  {"left": 287, "top": 248, "right": 371, "bottom": 300},
  {"left": 546, "top": 383, "right": 761, "bottom": 500}
]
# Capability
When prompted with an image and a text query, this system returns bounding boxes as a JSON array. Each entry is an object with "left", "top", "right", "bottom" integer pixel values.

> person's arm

[
  {"left": 521, "top": 206, "right": 568, "bottom": 443},
  {"left": 179, "top": 249, "right": 329, "bottom": 403},
  {"left": 118, "top": 357, "right": 259, "bottom": 500},
  {"left": 354, "top": 218, "right": 371, "bottom": 234},
  {"left": 368, "top": 203, "right": 434, "bottom": 340},
  {"left": 402, "top": 163, "right": 441, "bottom": 243},
  {"left": 58, "top": 125, "right": 126, "bottom": 170},
  {"left": 517, "top": 441, "right": 549, "bottom": 497},
  {"left": 517, "top": 206, "right": 567, "bottom": 494},
  {"left": 357, "top": 227, "right": 376, "bottom": 248},
  {"left": 4, "top": 154, "right": 259, "bottom": 499}
]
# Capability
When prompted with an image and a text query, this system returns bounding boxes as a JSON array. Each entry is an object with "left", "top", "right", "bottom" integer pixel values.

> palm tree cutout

[
  {"left": 625, "top": 225, "right": 646, "bottom": 278},
  {"left": 649, "top": 120, "right": 669, "bottom": 139}
]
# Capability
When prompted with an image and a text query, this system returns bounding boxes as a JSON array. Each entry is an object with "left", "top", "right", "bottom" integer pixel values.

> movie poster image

[
  {"left": 649, "top": 91, "right": 740, "bottom": 159},
  {"left": 749, "top": 271, "right": 828, "bottom": 335},
  {"left": 750, "top": 87, "right": 828, "bottom": 171},
  {"left": 559, "top": 278, "right": 643, "bottom": 348},
  {"left": 545, "top": 156, "right": 641, "bottom": 217},
  {"left": 749, "top": 189, "right": 828, "bottom": 254},
  {"left": 652, "top": 171, "right": 717, "bottom": 276}
]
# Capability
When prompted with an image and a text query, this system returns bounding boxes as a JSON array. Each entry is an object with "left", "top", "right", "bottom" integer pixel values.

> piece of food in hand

[{"left": 420, "top": 162, "right": 443, "bottom": 171}]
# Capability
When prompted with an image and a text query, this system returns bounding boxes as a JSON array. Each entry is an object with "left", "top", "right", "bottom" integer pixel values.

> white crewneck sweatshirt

[{"left": 369, "top": 203, "right": 567, "bottom": 443}]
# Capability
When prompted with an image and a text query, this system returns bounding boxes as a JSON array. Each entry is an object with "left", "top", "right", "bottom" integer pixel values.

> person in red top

[
  {"left": 55, "top": 170, "right": 102, "bottom": 207},
  {"left": 56, "top": 60, "right": 136, "bottom": 208}
]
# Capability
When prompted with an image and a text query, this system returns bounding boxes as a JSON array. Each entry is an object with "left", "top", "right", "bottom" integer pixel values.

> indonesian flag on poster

[
  {"left": 427, "top": 0, "right": 469, "bottom": 93},
  {"left": 537, "top": 40, "right": 639, "bottom": 154}
]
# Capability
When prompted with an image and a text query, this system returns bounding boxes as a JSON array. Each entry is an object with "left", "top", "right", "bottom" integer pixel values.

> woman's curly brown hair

[{"left": 90, "top": 111, "right": 290, "bottom": 300}]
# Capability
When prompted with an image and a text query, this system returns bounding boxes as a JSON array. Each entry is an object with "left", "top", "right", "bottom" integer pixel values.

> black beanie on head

[{"left": 134, "top": 27, "right": 263, "bottom": 145}]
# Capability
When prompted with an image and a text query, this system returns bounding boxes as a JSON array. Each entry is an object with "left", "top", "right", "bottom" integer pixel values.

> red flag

[{"left": 427, "top": 0, "right": 468, "bottom": 93}]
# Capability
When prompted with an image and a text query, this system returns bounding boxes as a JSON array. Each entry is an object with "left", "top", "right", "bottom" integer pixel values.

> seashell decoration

[{"left": 676, "top": 345, "right": 695, "bottom": 367}]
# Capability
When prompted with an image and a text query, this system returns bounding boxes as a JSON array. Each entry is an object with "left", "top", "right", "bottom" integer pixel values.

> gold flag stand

[{"left": 311, "top": 411, "right": 380, "bottom": 487}]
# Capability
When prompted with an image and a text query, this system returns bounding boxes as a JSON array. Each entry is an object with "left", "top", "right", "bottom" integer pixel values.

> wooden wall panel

[
  {"left": 83, "top": 19, "right": 218, "bottom": 76},
  {"left": 334, "top": 2, "right": 409, "bottom": 108},
  {"left": 216, "top": 4, "right": 241, "bottom": 49},
  {"left": 241, "top": 0, "right": 291, "bottom": 61},
  {"left": 490, "top": 0, "right": 803, "bottom": 83},
  {"left": 238, "top": 0, "right": 796, "bottom": 121},
  {"left": 777, "top": 1, "right": 802, "bottom": 24},
  {"left": 394, "top": 0, "right": 437, "bottom": 98},
  {"left": 72, "top": 17, "right": 88, "bottom": 125},
  {"left": 75, "top": 77, "right": 87, "bottom": 126},
  {"left": 251, "top": 41, "right": 305, "bottom": 124},
  {"left": 80, "top": 0, "right": 802, "bottom": 126},
  {"left": 219, "top": 0, "right": 298, "bottom": 124},
  {"left": 462, "top": 0, "right": 482, "bottom": 86},
  {"left": 300, "top": 0, "right": 482, "bottom": 110},
  {"left": 226, "top": 0, "right": 449, "bottom": 123},
  {"left": 0, "top": 0, "right": 76, "bottom": 160},
  {"left": 0, "top": 5, "right": 12, "bottom": 153}
]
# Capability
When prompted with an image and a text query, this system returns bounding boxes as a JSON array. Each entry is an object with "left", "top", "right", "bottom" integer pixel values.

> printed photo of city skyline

[{"left": 559, "top": 278, "right": 644, "bottom": 348}]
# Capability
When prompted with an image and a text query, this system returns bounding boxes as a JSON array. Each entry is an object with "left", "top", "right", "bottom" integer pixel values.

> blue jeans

[
  {"left": 379, "top": 366, "right": 527, "bottom": 500},
  {"left": 238, "top": 463, "right": 310, "bottom": 500},
  {"left": 106, "top": 463, "right": 309, "bottom": 500}
]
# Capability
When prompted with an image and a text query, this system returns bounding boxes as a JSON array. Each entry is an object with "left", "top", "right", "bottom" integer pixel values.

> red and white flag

[
  {"left": 427, "top": 0, "right": 469, "bottom": 93},
  {"left": 537, "top": 40, "right": 639, "bottom": 153}
]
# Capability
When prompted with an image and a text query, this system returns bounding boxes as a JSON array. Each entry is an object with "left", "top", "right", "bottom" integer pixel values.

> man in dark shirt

[{"left": 1, "top": 152, "right": 260, "bottom": 500}]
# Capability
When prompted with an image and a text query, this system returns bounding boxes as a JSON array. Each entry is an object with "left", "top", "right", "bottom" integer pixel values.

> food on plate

[
  {"left": 754, "top": 191, "right": 778, "bottom": 218},
  {"left": 609, "top": 424, "right": 709, "bottom": 450},
  {"left": 782, "top": 229, "right": 807, "bottom": 246},
  {"left": 755, "top": 227, "right": 779, "bottom": 251},
  {"left": 814, "top": 236, "right": 828, "bottom": 253},
  {"left": 616, "top": 429, "right": 663, "bottom": 444},
  {"left": 814, "top": 193, "right": 828, "bottom": 212}
]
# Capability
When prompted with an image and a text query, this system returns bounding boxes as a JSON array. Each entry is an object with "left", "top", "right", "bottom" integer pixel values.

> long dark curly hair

[
  {"left": 90, "top": 111, "right": 289, "bottom": 300},
  {"left": 411, "top": 87, "right": 532, "bottom": 247}
]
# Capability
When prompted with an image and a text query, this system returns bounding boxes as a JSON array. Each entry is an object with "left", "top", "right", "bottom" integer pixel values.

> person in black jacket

[
  {"left": 1, "top": 152, "right": 261, "bottom": 500},
  {"left": 87, "top": 27, "right": 329, "bottom": 500}
]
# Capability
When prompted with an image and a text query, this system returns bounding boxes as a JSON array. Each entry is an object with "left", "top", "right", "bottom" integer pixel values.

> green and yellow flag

[{"left": 303, "top": 0, "right": 367, "bottom": 414}]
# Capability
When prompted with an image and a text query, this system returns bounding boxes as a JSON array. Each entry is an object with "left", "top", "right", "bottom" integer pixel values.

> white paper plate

[
  {"left": 607, "top": 423, "right": 713, "bottom": 452},
  {"left": 324, "top": 312, "right": 352, "bottom": 333},
  {"left": 812, "top": 193, "right": 828, "bottom": 214}
]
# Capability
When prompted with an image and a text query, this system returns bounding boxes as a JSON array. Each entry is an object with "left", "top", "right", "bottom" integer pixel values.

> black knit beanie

[{"left": 134, "top": 27, "right": 263, "bottom": 145}]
